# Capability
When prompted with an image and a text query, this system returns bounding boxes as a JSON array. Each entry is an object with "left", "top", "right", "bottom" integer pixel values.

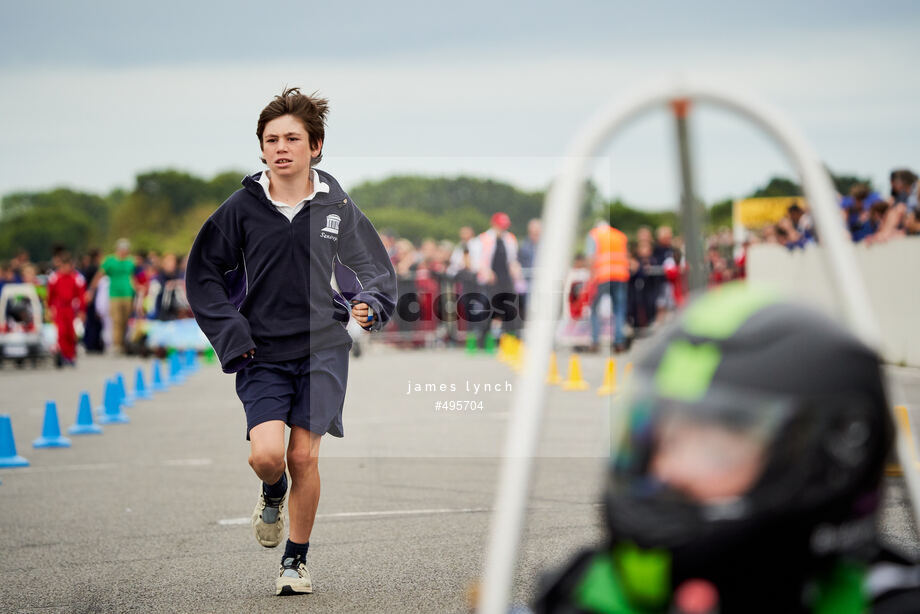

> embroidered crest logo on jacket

[{"left": 322, "top": 214, "right": 341, "bottom": 240}]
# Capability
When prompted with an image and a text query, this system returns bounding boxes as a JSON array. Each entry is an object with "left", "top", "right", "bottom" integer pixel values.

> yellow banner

[{"left": 733, "top": 196, "right": 806, "bottom": 230}]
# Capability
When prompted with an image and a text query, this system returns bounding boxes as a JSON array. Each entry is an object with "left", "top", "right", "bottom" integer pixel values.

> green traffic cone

[
  {"left": 484, "top": 332, "right": 497, "bottom": 354},
  {"left": 465, "top": 333, "right": 478, "bottom": 355},
  {"left": 204, "top": 346, "right": 216, "bottom": 364}
]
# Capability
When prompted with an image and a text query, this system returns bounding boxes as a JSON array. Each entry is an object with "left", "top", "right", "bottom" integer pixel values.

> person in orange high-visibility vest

[{"left": 586, "top": 220, "right": 629, "bottom": 352}]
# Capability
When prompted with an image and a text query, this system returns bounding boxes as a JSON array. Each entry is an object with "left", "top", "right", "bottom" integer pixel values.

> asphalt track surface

[{"left": 1, "top": 344, "right": 918, "bottom": 613}]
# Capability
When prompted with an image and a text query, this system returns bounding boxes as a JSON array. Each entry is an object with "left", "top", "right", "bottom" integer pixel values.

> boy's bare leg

[
  {"left": 286, "top": 426, "right": 322, "bottom": 543},
  {"left": 248, "top": 420, "right": 287, "bottom": 482},
  {"left": 248, "top": 420, "right": 288, "bottom": 548}
]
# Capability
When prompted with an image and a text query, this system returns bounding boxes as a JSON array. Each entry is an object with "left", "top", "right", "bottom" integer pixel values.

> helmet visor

[{"left": 610, "top": 379, "right": 795, "bottom": 509}]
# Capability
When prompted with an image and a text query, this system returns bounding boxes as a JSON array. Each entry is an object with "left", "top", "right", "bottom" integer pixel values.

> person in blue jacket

[{"left": 186, "top": 87, "right": 397, "bottom": 596}]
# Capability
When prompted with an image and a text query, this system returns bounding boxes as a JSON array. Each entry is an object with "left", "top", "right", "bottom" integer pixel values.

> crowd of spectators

[
  {"left": 375, "top": 217, "right": 532, "bottom": 347},
  {"left": 373, "top": 216, "right": 745, "bottom": 348},
  {"left": 1, "top": 165, "right": 915, "bottom": 353},
  {"left": 0, "top": 241, "right": 191, "bottom": 360},
  {"left": 755, "top": 167, "right": 919, "bottom": 249},
  {"left": 0, "top": 214, "right": 792, "bottom": 359}
]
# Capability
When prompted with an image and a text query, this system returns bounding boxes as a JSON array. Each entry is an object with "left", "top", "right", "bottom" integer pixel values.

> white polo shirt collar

[{"left": 257, "top": 169, "right": 330, "bottom": 221}]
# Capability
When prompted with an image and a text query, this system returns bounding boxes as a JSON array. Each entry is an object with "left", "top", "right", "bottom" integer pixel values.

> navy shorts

[{"left": 235, "top": 345, "right": 350, "bottom": 440}]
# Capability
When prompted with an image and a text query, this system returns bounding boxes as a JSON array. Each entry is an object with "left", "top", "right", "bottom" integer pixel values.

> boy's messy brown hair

[{"left": 257, "top": 87, "right": 329, "bottom": 165}]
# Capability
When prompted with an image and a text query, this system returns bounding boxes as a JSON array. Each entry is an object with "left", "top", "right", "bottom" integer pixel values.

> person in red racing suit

[{"left": 47, "top": 252, "right": 86, "bottom": 366}]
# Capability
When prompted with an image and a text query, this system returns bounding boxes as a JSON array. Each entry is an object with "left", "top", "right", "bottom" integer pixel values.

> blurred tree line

[
  {"left": 0, "top": 170, "right": 245, "bottom": 261},
  {"left": 350, "top": 175, "right": 546, "bottom": 243},
  {"left": 0, "top": 168, "right": 874, "bottom": 262}
]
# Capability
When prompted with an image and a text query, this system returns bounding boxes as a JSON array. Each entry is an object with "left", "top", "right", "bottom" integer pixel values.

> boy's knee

[
  {"left": 249, "top": 449, "right": 285, "bottom": 480},
  {"left": 286, "top": 445, "right": 318, "bottom": 475}
]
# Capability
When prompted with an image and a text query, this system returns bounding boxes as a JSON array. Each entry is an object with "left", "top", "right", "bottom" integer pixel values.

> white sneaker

[
  {"left": 251, "top": 489, "right": 285, "bottom": 548},
  {"left": 276, "top": 555, "right": 313, "bottom": 595}
]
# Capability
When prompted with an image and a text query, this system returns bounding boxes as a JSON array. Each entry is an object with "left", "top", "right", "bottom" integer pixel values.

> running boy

[{"left": 186, "top": 87, "right": 397, "bottom": 596}]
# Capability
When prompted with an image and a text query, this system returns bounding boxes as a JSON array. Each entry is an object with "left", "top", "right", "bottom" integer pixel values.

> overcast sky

[{"left": 1, "top": 1, "right": 917, "bottom": 210}]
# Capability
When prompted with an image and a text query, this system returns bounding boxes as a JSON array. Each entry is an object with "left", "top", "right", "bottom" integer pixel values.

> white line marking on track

[
  {"left": 0, "top": 458, "right": 215, "bottom": 474},
  {"left": 319, "top": 507, "right": 491, "bottom": 519},
  {"left": 217, "top": 502, "right": 602, "bottom": 526},
  {"left": 0, "top": 462, "right": 117, "bottom": 474},
  {"left": 217, "top": 506, "right": 491, "bottom": 526},
  {"left": 162, "top": 458, "right": 213, "bottom": 466}
]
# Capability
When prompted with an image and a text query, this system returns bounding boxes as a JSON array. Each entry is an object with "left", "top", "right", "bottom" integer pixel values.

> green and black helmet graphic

[{"left": 603, "top": 282, "right": 893, "bottom": 613}]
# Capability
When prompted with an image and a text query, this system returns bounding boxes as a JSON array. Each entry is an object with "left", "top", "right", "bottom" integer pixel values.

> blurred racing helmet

[{"left": 604, "top": 283, "right": 893, "bottom": 612}]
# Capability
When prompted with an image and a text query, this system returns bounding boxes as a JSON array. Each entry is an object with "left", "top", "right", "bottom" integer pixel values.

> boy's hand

[
  {"left": 350, "top": 302, "right": 374, "bottom": 329},
  {"left": 241, "top": 349, "right": 255, "bottom": 359}
]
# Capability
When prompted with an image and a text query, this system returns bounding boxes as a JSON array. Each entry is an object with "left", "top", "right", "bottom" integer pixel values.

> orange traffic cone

[
  {"left": 597, "top": 358, "right": 617, "bottom": 396},
  {"left": 562, "top": 354, "right": 589, "bottom": 391},
  {"left": 546, "top": 352, "right": 562, "bottom": 385}
]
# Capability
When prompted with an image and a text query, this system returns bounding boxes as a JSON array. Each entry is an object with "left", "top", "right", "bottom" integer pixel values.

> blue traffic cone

[
  {"left": 134, "top": 367, "right": 152, "bottom": 400},
  {"left": 152, "top": 360, "right": 167, "bottom": 392},
  {"left": 0, "top": 415, "right": 29, "bottom": 467},
  {"left": 68, "top": 391, "right": 103, "bottom": 435},
  {"left": 178, "top": 351, "right": 189, "bottom": 380},
  {"left": 95, "top": 378, "right": 111, "bottom": 415},
  {"left": 33, "top": 401, "right": 72, "bottom": 448},
  {"left": 115, "top": 372, "right": 134, "bottom": 408},
  {"left": 97, "top": 377, "right": 124, "bottom": 414},
  {"left": 169, "top": 352, "right": 185, "bottom": 384},
  {"left": 99, "top": 380, "right": 130, "bottom": 424},
  {"left": 184, "top": 348, "right": 198, "bottom": 374}
]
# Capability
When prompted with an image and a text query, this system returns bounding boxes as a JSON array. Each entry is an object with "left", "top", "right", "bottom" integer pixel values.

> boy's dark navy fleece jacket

[{"left": 186, "top": 169, "right": 397, "bottom": 373}]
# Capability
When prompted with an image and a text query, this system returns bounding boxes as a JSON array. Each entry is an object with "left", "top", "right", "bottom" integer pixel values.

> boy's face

[{"left": 261, "top": 114, "right": 322, "bottom": 179}]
